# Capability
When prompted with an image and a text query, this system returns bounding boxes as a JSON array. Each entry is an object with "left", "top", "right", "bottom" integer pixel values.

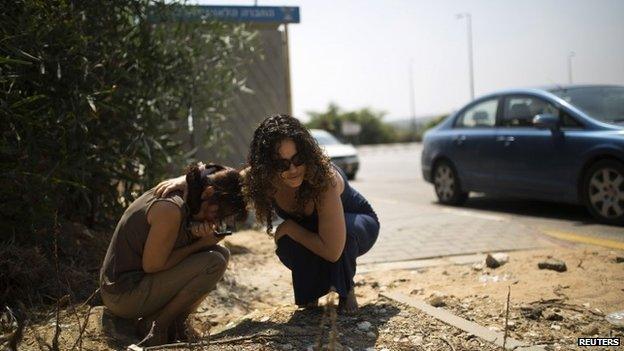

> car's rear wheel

[
  {"left": 433, "top": 160, "right": 468, "bottom": 205},
  {"left": 583, "top": 160, "right": 624, "bottom": 225}
]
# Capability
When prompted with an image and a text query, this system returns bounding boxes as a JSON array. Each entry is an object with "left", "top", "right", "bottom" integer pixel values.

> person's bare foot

[
  {"left": 297, "top": 299, "right": 319, "bottom": 310},
  {"left": 338, "top": 288, "right": 358, "bottom": 314},
  {"left": 136, "top": 319, "right": 168, "bottom": 347}
]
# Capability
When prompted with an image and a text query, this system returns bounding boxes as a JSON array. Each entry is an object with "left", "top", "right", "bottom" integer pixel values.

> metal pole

[
  {"left": 457, "top": 13, "right": 475, "bottom": 100},
  {"left": 466, "top": 13, "right": 474, "bottom": 100},
  {"left": 567, "top": 51, "right": 575, "bottom": 84},
  {"left": 409, "top": 59, "right": 417, "bottom": 139}
]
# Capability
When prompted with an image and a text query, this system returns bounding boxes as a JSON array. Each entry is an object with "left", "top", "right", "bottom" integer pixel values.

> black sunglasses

[{"left": 274, "top": 153, "right": 305, "bottom": 172}]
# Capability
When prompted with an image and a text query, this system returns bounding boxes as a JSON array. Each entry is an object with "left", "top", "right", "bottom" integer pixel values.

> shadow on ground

[
  {"left": 210, "top": 303, "right": 401, "bottom": 349},
  {"left": 437, "top": 195, "right": 607, "bottom": 226}
]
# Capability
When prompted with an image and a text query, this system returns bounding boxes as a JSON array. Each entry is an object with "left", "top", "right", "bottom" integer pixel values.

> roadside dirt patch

[
  {"left": 357, "top": 247, "right": 624, "bottom": 350},
  {"left": 11, "top": 230, "right": 624, "bottom": 350}
]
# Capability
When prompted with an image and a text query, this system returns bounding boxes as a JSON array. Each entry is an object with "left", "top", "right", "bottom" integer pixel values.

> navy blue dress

[{"left": 275, "top": 165, "right": 380, "bottom": 305}]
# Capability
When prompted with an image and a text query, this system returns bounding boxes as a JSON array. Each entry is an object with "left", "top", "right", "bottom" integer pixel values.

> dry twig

[
  {"left": 69, "top": 304, "right": 93, "bottom": 351},
  {"left": 503, "top": 285, "right": 511, "bottom": 350},
  {"left": 4, "top": 306, "right": 25, "bottom": 351},
  {"left": 530, "top": 300, "right": 604, "bottom": 317},
  {"left": 27, "top": 323, "right": 51, "bottom": 351},
  {"left": 79, "top": 288, "right": 100, "bottom": 309},
  {"left": 130, "top": 330, "right": 318, "bottom": 350},
  {"left": 327, "top": 293, "right": 338, "bottom": 351},
  {"left": 51, "top": 213, "right": 65, "bottom": 351}
]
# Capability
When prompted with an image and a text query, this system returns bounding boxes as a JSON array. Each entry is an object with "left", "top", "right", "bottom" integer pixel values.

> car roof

[
  {"left": 310, "top": 129, "right": 332, "bottom": 136},
  {"left": 450, "top": 84, "right": 624, "bottom": 130},
  {"left": 477, "top": 84, "right": 624, "bottom": 99},
  {"left": 537, "top": 83, "right": 624, "bottom": 91}
]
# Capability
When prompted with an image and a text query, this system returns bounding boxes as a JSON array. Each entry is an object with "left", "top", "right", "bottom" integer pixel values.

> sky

[{"left": 196, "top": 0, "right": 624, "bottom": 121}]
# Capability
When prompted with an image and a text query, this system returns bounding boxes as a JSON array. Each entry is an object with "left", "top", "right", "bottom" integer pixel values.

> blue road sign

[{"left": 169, "top": 5, "right": 300, "bottom": 24}]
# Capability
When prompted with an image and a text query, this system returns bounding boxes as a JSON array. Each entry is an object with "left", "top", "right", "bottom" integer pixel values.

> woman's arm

[
  {"left": 276, "top": 170, "right": 346, "bottom": 262},
  {"left": 143, "top": 201, "right": 220, "bottom": 273}
]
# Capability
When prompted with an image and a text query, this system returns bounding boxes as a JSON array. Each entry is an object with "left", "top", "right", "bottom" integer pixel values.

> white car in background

[{"left": 310, "top": 129, "right": 360, "bottom": 180}]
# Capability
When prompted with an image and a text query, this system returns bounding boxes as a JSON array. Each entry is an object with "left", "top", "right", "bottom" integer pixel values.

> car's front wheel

[
  {"left": 583, "top": 160, "right": 624, "bottom": 226},
  {"left": 433, "top": 160, "right": 468, "bottom": 205}
]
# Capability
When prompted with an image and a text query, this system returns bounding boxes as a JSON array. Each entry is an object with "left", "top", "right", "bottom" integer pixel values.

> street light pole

[
  {"left": 567, "top": 51, "right": 575, "bottom": 84},
  {"left": 456, "top": 13, "right": 474, "bottom": 100}
]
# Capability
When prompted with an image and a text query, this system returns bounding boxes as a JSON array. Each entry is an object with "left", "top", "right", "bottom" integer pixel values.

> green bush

[
  {"left": 0, "top": 0, "right": 256, "bottom": 238},
  {"left": 423, "top": 114, "right": 449, "bottom": 131},
  {"left": 306, "top": 103, "right": 397, "bottom": 145}
]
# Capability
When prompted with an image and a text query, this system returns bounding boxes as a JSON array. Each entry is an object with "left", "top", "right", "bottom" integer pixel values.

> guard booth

[{"left": 184, "top": 5, "right": 300, "bottom": 168}]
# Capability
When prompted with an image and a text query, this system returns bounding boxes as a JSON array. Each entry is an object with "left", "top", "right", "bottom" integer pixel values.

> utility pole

[
  {"left": 456, "top": 12, "right": 474, "bottom": 100},
  {"left": 409, "top": 59, "right": 417, "bottom": 140},
  {"left": 567, "top": 51, "right": 575, "bottom": 84},
  {"left": 283, "top": 24, "right": 293, "bottom": 115}
]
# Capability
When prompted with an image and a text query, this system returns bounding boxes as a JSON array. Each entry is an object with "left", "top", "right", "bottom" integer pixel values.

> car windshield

[
  {"left": 550, "top": 86, "right": 624, "bottom": 125},
  {"left": 312, "top": 130, "right": 341, "bottom": 145}
]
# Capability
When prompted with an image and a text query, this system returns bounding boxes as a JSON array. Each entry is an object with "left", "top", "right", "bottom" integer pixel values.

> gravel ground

[
  {"left": 196, "top": 296, "right": 502, "bottom": 351},
  {"left": 10, "top": 230, "right": 624, "bottom": 350}
]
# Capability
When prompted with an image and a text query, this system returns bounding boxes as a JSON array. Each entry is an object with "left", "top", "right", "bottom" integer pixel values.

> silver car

[{"left": 311, "top": 129, "right": 360, "bottom": 180}]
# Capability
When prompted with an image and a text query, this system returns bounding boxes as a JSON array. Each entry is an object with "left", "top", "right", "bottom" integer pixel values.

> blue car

[{"left": 421, "top": 85, "right": 624, "bottom": 225}]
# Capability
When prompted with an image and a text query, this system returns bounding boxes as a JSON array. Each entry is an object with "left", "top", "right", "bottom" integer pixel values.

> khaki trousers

[{"left": 101, "top": 245, "right": 229, "bottom": 319}]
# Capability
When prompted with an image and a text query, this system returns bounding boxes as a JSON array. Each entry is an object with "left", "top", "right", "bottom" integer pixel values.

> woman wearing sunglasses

[
  {"left": 100, "top": 163, "right": 247, "bottom": 346},
  {"left": 246, "top": 114, "right": 379, "bottom": 313}
]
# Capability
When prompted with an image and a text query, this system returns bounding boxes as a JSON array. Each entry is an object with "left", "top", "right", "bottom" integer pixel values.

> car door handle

[{"left": 453, "top": 135, "right": 466, "bottom": 145}]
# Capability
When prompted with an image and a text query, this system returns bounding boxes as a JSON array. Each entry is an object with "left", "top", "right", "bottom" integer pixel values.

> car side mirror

[{"left": 533, "top": 114, "right": 559, "bottom": 130}]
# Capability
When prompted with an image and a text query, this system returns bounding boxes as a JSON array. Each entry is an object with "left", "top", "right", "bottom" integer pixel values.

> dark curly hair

[
  {"left": 185, "top": 163, "right": 248, "bottom": 223},
  {"left": 244, "top": 114, "right": 334, "bottom": 234}
]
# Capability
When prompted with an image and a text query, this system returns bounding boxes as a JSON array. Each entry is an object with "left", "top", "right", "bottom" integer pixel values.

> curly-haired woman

[
  {"left": 156, "top": 115, "right": 379, "bottom": 313},
  {"left": 247, "top": 114, "right": 380, "bottom": 312},
  {"left": 100, "top": 163, "right": 247, "bottom": 346}
]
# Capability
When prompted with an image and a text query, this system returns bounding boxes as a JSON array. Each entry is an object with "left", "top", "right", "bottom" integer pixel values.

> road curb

[
  {"left": 358, "top": 253, "right": 484, "bottom": 273},
  {"left": 381, "top": 292, "right": 547, "bottom": 351}
]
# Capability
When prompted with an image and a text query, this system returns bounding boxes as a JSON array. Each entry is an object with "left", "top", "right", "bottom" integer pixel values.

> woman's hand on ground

[{"left": 154, "top": 175, "right": 186, "bottom": 198}]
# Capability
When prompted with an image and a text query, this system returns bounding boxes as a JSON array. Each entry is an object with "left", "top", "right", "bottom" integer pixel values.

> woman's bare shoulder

[
  {"left": 147, "top": 200, "right": 181, "bottom": 224},
  {"left": 326, "top": 167, "right": 345, "bottom": 196}
]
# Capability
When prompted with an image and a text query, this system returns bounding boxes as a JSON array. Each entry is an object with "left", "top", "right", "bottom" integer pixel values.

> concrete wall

[{"left": 196, "top": 27, "right": 290, "bottom": 169}]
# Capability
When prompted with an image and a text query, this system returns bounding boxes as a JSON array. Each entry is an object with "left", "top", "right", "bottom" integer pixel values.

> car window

[
  {"left": 550, "top": 86, "right": 624, "bottom": 125},
  {"left": 560, "top": 110, "right": 583, "bottom": 129},
  {"left": 311, "top": 130, "right": 341, "bottom": 145},
  {"left": 455, "top": 99, "right": 498, "bottom": 128},
  {"left": 502, "top": 96, "right": 559, "bottom": 128}
]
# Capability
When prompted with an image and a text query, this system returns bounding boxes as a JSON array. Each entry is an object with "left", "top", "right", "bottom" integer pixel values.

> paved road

[{"left": 351, "top": 143, "right": 623, "bottom": 264}]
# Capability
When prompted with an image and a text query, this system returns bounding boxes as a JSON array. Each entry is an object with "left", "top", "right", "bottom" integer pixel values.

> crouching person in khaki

[{"left": 99, "top": 163, "right": 247, "bottom": 346}]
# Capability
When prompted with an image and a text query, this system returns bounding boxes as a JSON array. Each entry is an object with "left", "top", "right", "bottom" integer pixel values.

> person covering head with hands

[{"left": 99, "top": 162, "right": 247, "bottom": 346}]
